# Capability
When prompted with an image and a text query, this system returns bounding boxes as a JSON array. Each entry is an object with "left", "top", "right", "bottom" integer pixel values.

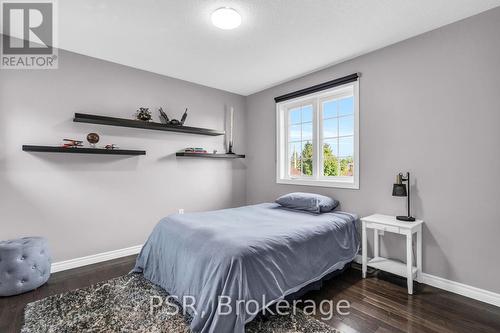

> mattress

[{"left": 133, "top": 203, "right": 359, "bottom": 333}]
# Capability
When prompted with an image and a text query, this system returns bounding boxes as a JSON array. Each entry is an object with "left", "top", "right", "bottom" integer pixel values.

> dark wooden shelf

[
  {"left": 74, "top": 113, "right": 225, "bottom": 136},
  {"left": 22, "top": 145, "right": 146, "bottom": 155},
  {"left": 176, "top": 152, "right": 245, "bottom": 159}
]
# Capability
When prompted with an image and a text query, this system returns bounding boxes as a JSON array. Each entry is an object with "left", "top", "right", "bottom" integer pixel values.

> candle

[{"left": 230, "top": 107, "right": 234, "bottom": 144}]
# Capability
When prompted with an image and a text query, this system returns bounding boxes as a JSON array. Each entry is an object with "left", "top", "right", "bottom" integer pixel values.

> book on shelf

[{"left": 183, "top": 147, "right": 207, "bottom": 153}]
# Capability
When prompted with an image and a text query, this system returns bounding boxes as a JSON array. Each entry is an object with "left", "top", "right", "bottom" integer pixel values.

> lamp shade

[{"left": 392, "top": 183, "right": 407, "bottom": 197}]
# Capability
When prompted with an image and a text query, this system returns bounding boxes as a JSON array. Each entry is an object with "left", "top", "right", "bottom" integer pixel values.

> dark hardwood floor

[
  {"left": 304, "top": 267, "right": 500, "bottom": 333},
  {"left": 1, "top": 256, "right": 499, "bottom": 333}
]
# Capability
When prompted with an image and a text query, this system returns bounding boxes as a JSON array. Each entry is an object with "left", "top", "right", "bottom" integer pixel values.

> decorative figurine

[
  {"left": 86, "top": 133, "right": 100, "bottom": 148},
  {"left": 105, "top": 144, "right": 120, "bottom": 150},
  {"left": 158, "top": 107, "right": 188, "bottom": 126},
  {"left": 136, "top": 107, "right": 152, "bottom": 121}
]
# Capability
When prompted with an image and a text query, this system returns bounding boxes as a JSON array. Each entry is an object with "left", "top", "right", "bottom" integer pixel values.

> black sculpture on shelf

[
  {"left": 136, "top": 107, "right": 152, "bottom": 121},
  {"left": 158, "top": 107, "right": 169, "bottom": 123},
  {"left": 180, "top": 108, "right": 188, "bottom": 124},
  {"left": 159, "top": 107, "right": 188, "bottom": 126}
]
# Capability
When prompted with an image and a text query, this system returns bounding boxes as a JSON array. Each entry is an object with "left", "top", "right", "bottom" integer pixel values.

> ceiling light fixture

[{"left": 211, "top": 7, "right": 241, "bottom": 30}]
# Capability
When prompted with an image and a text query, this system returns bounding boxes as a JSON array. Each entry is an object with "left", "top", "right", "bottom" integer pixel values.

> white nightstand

[{"left": 361, "top": 214, "right": 424, "bottom": 294}]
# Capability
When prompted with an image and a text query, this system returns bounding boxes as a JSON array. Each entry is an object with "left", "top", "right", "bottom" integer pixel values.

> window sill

[{"left": 276, "top": 178, "right": 359, "bottom": 189}]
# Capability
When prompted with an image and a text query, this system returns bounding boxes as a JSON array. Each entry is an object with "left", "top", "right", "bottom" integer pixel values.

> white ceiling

[{"left": 36, "top": 1, "right": 500, "bottom": 94}]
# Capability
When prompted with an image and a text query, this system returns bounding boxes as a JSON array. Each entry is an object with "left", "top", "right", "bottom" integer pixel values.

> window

[{"left": 276, "top": 80, "right": 359, "bottom": 189}]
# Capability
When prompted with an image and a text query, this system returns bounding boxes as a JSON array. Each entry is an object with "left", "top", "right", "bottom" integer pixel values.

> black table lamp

[{"left": 392, "top": 172, "right": 416, "bottom": 222}]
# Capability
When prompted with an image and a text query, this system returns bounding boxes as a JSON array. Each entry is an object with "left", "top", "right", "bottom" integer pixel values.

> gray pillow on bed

[{"left": 275, "top": 192, "right": 339, "bottom": 213}]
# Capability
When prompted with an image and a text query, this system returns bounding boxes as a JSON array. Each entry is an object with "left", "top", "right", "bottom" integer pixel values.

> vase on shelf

[{"left": 226, "top": 106, "right": 235, "bottom": 154}]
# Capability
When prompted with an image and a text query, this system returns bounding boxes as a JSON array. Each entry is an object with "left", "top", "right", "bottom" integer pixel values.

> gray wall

[
  {"left": 0, "top": 48, "right": 246, "bottom": 262},
  {"left": 245, "top": 7, "right": 500, "bottom": 293}
]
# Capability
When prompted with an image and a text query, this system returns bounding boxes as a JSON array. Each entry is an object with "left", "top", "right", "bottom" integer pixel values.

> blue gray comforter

[{"left": 133, "top": 203, "right": 359, "bottom": 333}]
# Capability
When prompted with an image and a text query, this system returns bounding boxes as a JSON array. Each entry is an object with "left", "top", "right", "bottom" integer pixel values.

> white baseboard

[
  {"left": 420, "top": 273, "right": 500, "bottom": 307},
  {"left": 50, "top": 244, "right": 143, "bottom": 273},
  {"left": 354, "top": 255, "right": 500, "bottom": 307}
]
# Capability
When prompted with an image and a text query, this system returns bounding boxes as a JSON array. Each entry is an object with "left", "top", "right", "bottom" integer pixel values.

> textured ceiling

[{"left": 9, "top": 0, "right": 500, "bottom": 95}]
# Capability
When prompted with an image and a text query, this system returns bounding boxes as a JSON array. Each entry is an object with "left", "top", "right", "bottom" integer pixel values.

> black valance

[{"left": 274, "top": 73, "right": 359, "bottom": 103}]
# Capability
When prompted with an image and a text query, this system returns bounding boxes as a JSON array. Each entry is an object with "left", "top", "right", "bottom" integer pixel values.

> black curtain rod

[{"left": 274, "top": 73, "right": 359, "bottom": 103}]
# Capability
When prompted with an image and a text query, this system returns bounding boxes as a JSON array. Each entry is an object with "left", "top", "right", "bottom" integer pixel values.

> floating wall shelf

[
  {"left": 74, "top": 113, "right": 225, "bottom": 136},
  {"left": 22, "top": 145, "right": 146, "bottom": 156},
  {"left": 176, "top": 152, "right": 245, "bottom": 159}
]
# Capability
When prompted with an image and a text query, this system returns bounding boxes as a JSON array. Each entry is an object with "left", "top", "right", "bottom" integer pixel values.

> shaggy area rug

[{"left": 22, "top": 273, "right": 340, "bottom": 333}]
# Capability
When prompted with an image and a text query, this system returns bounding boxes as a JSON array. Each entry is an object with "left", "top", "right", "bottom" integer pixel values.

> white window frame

[{"left": 276, "top": 81, "right": 359, "bottom": 189}]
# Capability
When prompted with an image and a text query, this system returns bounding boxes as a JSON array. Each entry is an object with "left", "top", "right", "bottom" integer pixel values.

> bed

[{"left": 133, "top": 202, "right": 359, "bottom": 333}]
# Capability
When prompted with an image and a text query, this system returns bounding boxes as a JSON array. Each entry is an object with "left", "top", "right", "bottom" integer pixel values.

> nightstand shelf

[
  {"left": 361, "top": 214, "right": 424, "bottom": 294},
  {"left": 367, "top": 257, "right": 418, "bottom": 279}
]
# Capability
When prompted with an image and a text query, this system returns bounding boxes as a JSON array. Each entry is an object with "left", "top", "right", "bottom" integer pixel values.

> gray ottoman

[{"left": 0, "top": 237, "right": 51, "bottom": 297}]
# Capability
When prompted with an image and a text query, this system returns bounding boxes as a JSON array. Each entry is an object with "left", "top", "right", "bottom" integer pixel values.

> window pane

[
  {"left": 339, "top": 136, "right": 354, "bottom": 157},
  {"left": 302, "top": 122, "right": 313, "bottom": 141},
  {"left": 339, "top": 115, "right": 354, "bottom": 136},
  {"left": 301, "top": 105, "right": 313, "bottom": 123},
  {"left": 289, "top": 108, "right": 301, "bottom": 125},
  {"left": 289, "top": 124, "right": 301, "bottom": 141},
  {"left": 340, "top": 156, "right": 354, "bottom": 176},
  {"left": 323, "top": 100, "right": 337, "bottom": 118},
  {"left": 301, "top": 141, "right": 313, "bottom": 176},
  {"left": 339, "top": 96, "right": 354, "bottom": 116},
  {"left": 323, "top": 118, "right": 338, "bottom": 138},
  {"left": 289, "top": 142, "right": 302, "bottom": 177},
  {"left": 323, "top": 140, "right": 339, "bottom": 177}
]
